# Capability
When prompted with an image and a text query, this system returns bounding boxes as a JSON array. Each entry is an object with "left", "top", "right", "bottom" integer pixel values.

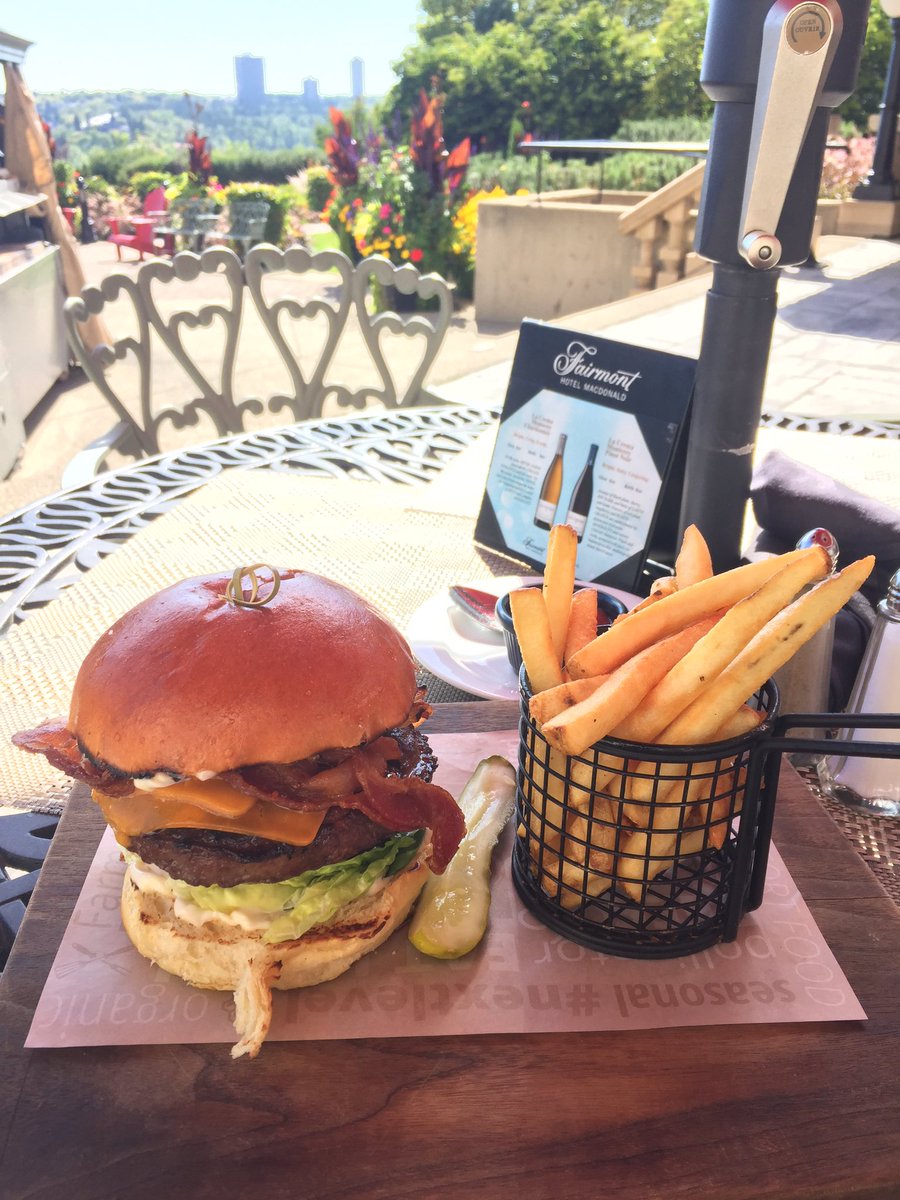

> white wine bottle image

[
  {"left": 563, "top": 443, "right": 598, "bottom": 540},
  {"left": 533, "top": 433, "right": 567, "bottom": 530}
]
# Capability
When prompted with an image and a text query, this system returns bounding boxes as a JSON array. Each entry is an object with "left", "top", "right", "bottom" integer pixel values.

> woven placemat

[
  {"left": 0, "top": 467, "right": 516, "bottom": 813},
  {"left": 818, "top": 788, "right": 900, "bottom": 906}
]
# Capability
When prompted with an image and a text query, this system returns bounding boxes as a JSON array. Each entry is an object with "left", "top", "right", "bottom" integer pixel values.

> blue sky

[{"left": 17, "top": 0, "right": 423, "bottom": 96}]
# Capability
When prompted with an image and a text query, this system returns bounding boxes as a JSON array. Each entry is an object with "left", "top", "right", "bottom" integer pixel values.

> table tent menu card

[{"left": 476, "top": 322, "right": 696, "bottom": 591}]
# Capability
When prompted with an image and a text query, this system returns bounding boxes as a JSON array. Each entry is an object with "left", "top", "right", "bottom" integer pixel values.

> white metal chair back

[
  {"left": 64, "top": 248, "right": 249, "bottom": 462},
  {"left": 62, "top": 244, "right": 454, "bottom": 481},
  {"left": 244, "top": 245, "right": 453, "bottom": 421}
]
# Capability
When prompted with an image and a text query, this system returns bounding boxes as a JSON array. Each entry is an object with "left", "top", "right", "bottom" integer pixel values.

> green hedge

[
  {"left": 82, "top": 145, "right": 183, "bottom": 185},
  {"left": 222, "top": 182, "right": 298, "bottom": 245},
  {"left": 466, "top": 117, "right": 713, "bottom": 196},
  {"left": 82, "top": 143, "right": 322, "bottom": 187},
  {"left": 305, "top": 165, "right": 333, "bottom": 213},
  {"left": 214, "top": 147, "right": 316, "bottom": 185},
  {"left": 128, "top": 170, "right": 169, "bottom": 200}
]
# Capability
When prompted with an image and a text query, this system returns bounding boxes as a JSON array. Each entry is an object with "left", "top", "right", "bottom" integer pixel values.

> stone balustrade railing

[{"left": 618, "top": 162, "right": 707, "bottom": 294}]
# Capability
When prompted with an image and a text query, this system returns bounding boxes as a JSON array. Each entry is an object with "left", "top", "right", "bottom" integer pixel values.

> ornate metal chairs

[
  {"left": 62, "top": 244, "right": 454, "bottom": 483},
  {"left": 152, "top": 196, "right": 221, "bottom": 255},
  {"left": 219, "top": 199, "right": 272, "bottom": 257}
]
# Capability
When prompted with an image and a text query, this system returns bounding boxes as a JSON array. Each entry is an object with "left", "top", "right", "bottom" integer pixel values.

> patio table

[{"left": 1, "top": 405, "right": 899, "bottom": 1197}]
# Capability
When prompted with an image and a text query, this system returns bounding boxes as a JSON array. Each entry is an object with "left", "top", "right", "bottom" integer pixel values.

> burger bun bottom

[{"left": 121, "top": 856, "right": 429, "bottom": 1058}]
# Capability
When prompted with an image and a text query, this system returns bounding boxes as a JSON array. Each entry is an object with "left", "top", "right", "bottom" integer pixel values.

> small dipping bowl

[{"left": 495, "top": 588, "right": 629, "bottom": 674}]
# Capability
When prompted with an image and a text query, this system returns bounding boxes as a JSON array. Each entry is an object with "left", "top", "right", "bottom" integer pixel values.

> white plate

[{"left": 406, "top": 576, "right": 641, "bottom": 701}]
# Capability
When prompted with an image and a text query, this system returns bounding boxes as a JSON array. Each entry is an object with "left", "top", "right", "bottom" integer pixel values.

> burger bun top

[{"left": 69, "top": 569, "right": 419, "bottom": 776}]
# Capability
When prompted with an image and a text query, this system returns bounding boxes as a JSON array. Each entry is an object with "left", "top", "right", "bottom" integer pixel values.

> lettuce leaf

[{"left": 133, "top": 830, "right": 424, "bottom": 945}]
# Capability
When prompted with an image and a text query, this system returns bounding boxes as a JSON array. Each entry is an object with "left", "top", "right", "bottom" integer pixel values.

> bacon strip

[
  {"left": 355, "top": 768, "right": 464, "bottom": 873},
  {"left": 12, "top": 720, "right": 135, "bottom": 796},
  {"left": 12, "top": 720, "right": 465, "bottom": 871},
  {"left": 223, "top": 738, "right": 464, "bottom": 870}
]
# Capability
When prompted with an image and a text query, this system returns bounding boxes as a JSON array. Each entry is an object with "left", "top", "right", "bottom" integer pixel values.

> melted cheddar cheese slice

[{"left": 93, "top": 774, "right": 326, "bottom": 847}]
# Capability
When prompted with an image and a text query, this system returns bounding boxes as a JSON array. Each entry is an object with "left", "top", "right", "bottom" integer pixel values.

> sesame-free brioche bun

[
  {"left": 68, "top": 569, "right": 418, "bottom": 776},
  {"left": 121, "top": 853, "right": 429, "bottom": 1058}
]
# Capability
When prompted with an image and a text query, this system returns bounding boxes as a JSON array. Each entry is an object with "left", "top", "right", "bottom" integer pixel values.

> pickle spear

[{"left": 409, "top": 755, "right": 516, "bottom": 959}]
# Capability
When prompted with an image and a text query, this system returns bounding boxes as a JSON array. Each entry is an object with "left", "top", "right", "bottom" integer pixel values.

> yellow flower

[
  {"left": 396, "top": 234, "right": 406, "bottom": 247},
  {"left": 401, "top": 249, "right": 410, "bottom": 259}
]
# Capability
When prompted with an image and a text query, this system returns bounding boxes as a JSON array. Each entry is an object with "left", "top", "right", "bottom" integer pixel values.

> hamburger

[{"left": 14, "top": 566, "right": 464, "bottom": 1058}]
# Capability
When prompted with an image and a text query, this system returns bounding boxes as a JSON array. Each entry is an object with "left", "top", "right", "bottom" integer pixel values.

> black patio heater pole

[
  {"left": 855, "top": 1, "right": 900, "bottom": 200},
  {"left": 679, "top": 0, "right": 871, "bottom": 569}
]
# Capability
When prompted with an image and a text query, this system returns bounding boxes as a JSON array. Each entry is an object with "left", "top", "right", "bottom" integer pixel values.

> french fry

[
  {"left": 612, "top": 547, "right": 831, "bottom": 745},
  {"left": 564, "top": 752, "right": 627, "bottom": 802},
  {"left": 613, "top": 577, "right": 675, "bottom": 622},
  {"left": 522, "top": 744, "right": 569, "bottom": 849},
  {"left": 536, "top": 843, "right": 565, "bottom": 900},
  {"left": 564, "top": 588, "right": 599, "bottom": 666},
  {"left": 619, "top": 707, "right": 766, "bottom": 899},
  {"left": 660, "top": 555, "right": 875, "bottom": 747},
  {"left": 529, "top": 673, "right": 609, "bottom": 726},
  {"left": 543, "top": 524, "right": 578, "bottom": 663},
  {"left": 665, "top": 827, "right": 710, "bottom": 859},
  {"left": 509, "top": 587, "right": 564, "bottom": 692},
  {"left": 674, "top": 524, "right": 714, "bottom": 589},
  {"left": 560, "top": 807, "right": 594, "bottom": 895},
  {"left": 621, "top": 557, "right": 875, "bottom": 893},
  {"left": 706, "top": 769, "right": 747, "bottom": 849},
  {"left": 566, "top": 546, "right": 823, "bottom": 679},
  {"left": 567, "top": 758, "right": 619, "bottom": 872},
  {"left": 624, "top": 705, "right": 763, "bottom": 824},
  {"left": 650, "top": 574, "right": 678, "bottom": 599},
  {"left": 557, "top": 791, "right": 622, "bottom": 909},
  {"left": 541, "top": 615, "right": 720, "bottom": 757},
  {"left": 634, "top": 769, "right": 747, "bottom": 892}
]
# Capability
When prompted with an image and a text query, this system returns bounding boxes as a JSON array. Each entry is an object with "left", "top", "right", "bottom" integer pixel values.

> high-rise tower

[
  {"left": 350, "top": 57, "right": 364, "bottom": 100},
  {"left": 303, "top": 77, "right": 320, "bottom": 108},
  {"left": 234, "top": 54, "right": 265, "bottom": 113}
]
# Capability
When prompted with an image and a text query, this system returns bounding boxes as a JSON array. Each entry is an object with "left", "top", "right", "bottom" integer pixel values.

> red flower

[
  {"left": 382, "top": 225, "right": 392, "bottom": 235},
  {"left": 410, "top": 248, "right": 424, "bottom": 263}
]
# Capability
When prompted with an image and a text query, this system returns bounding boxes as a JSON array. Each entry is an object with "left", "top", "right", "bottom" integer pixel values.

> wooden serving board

[{"left": 1, "top": 701, "right": 899, "bottom": 1200}]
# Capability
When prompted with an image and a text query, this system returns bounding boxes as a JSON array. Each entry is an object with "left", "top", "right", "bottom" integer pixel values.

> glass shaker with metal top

[
  {"left": 772, "top": 528, "right": 839, "bottom": 756},
  {"left": 818, "top": 567, "right": 900, "bottom": 817}
]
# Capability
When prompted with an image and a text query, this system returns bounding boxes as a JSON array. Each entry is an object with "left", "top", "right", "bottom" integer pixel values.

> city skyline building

[
  {"left": 350, "top": 56, "right": 364, "bottom": 100},
  {"left": 234, "top": 54, "right": 265, "bottom": 111},
  {"left": 302, "top": 76, "right": 320, "bottom": 107}
]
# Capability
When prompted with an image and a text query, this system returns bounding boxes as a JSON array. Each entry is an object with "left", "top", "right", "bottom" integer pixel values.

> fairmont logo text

[{"left": 552, "top": 341, "right": 642, "bottom": 398}]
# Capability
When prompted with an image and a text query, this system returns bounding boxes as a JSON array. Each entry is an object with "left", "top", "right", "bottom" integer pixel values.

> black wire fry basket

[{"left": 511, "top": 670, "right": 900, "bottom": 959}]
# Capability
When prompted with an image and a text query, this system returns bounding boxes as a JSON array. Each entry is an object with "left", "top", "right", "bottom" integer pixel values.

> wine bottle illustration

[
  {"left": 533, "top": 433, "right": 567, "bottom": 530},
  {"left": 563, "top": 443, "right": 598, "bottom": 541}
]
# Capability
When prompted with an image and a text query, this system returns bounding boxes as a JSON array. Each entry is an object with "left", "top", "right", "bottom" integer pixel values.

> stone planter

[{"left": 473, "top": 189, "right": 648, "bottom": 325}]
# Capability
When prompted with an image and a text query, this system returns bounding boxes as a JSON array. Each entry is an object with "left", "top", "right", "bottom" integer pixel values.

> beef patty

[
  {"left": 130, "top": 807, "right": 398, "bottom": 888},
  {"left": 128, "top": 725, "right": 436, "bottom": 888}
]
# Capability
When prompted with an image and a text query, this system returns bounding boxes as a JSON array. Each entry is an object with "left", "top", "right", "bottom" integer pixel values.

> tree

[
  {"left": 384, "top": 23, "right": 549, "bottom": 151},
  {"left": 607, "top": 0, "right": 669, "bottom": 31},
  {"left": 529, "top": 2, "right": 650, "bottom": 138},
  {"left": 839, "top": 6, "right": 893, "bottom": 131},
  {"left": 643, "top": 0, "right": 712, "bottom": 120},
  {"left": 419, "top": 0, "right": 516, "bottom": 38},
  {"left": 386, "top": 1, "right": 649, "bottom": 147}
]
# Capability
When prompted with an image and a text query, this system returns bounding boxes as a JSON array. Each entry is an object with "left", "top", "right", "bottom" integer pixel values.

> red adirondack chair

[
  {"left": 142, "top": 187, "right": 167, "bottom": 218},
  {"left": 108, "top": 188, "right": 169, "bottom": 261}
]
